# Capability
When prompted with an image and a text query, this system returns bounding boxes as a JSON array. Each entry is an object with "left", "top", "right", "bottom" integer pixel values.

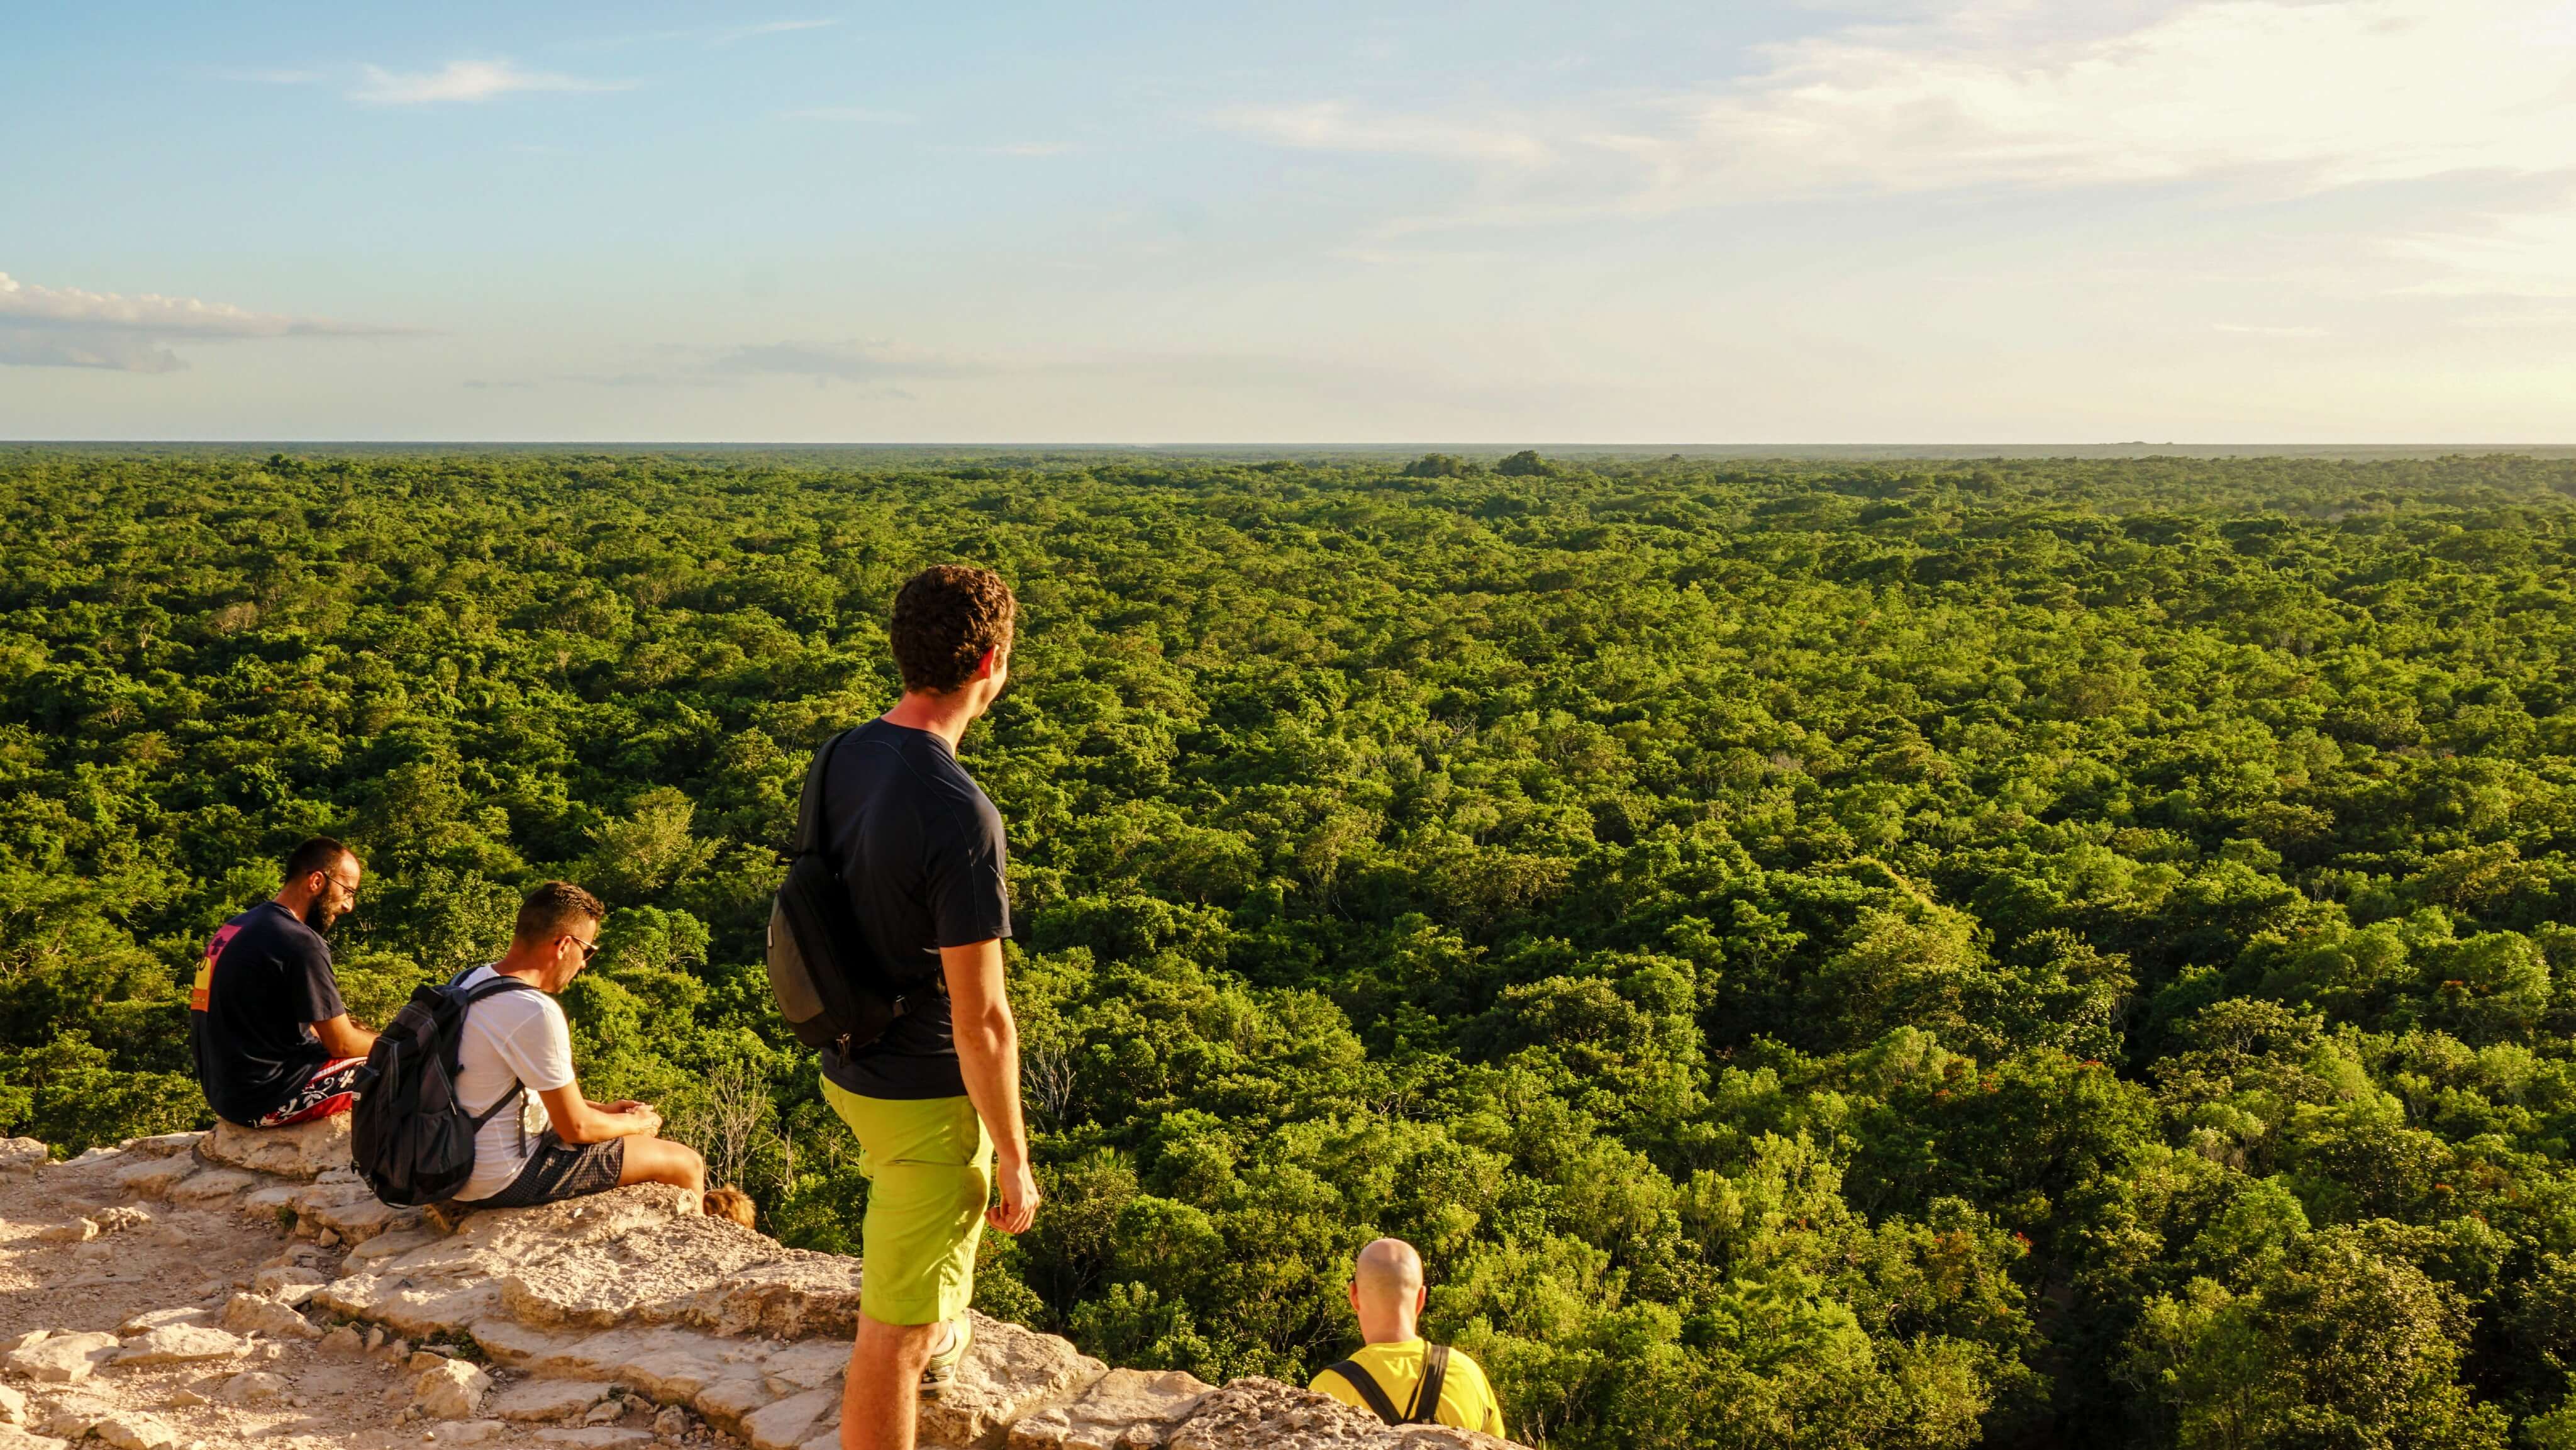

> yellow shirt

[{"left": 1309, "top": 1339, "right": 1506, "bottom": 1439}]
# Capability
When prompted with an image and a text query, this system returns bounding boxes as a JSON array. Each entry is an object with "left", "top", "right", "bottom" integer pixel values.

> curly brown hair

[{"left": 889, "top": 565, "right": 1016, "bottom": 694}]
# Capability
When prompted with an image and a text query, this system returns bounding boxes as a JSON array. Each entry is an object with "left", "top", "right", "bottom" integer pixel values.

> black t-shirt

[
  {"left": 816, "top": 719, "right": 1013, "bottom": 1100},
  {"left": 188, "top": 900, "right": 348, "bottom": 1124}
]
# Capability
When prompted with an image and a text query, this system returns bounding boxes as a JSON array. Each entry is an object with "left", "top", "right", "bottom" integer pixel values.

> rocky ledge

[{"left": 0, "top": 1127, "right": 1512, "bottom": 1450}]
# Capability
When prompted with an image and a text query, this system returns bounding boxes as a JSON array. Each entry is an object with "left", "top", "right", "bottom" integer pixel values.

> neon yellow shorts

[{"left": 819, "top": 1081, "right": 992, "bottom": 1327}]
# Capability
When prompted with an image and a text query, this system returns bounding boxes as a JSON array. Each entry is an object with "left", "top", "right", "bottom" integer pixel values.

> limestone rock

[
  {"left": 34, "top": 1395, "right": 115, "bottom": 1439},
  {"left": 94, "top": 1206, "right": 153, "bottom": 1235},
  {"left": 118, "top": 1133, "right": 204, "bottom": 1159},
  {"left": 113, "top": 1309, "right": 206, "bottom": 1337},
  {"left": 679, "top": 1252, "right": 869, "bottom": 1341},
  {"left": 5, "top": 1332, "right": 121, "bottom": 1383},
  {"left": 758, "top": 1339, "right": 848, "bottom": 1395},
  {"left": 0, "top": 1334, "right": 45, "bottom": 1355},
  {"left": 1008, "top": 1368, "right": 1218, "bottom": 1450},
  {"left": 319, "top": 1327, "right": 365, "bottom": 1357},
  {"left": 219, "top": 1371, "right": 288, "bottom": 1404},
  {"left": 111, "top": 1158, "right": 194, "bottom": 1199},
  {"left": 1167, "top": 1378, "right": 1418, "bottom": 1449},
  {"left": 33, "top": 1219, "right": 97, "bottom": 1244},
  {"left": 916, "top": 1314, "right": 1107, "bottom": 1450},
  {"left": 652, "top": 1405, "right": 694, "bottom": 1438},
  {"left": 491, "top": 1378, "right": 616, "bottom": 1423},
  {"left": 415, "top": 1359, "right": 495, "bottom": 1420},
  {"left": 114, "top": 1325, "right": 251, "bottom": 1365},
  {"left": 219, "top": 1292, "right": 320, "bottom": 1341},
  {"left": 0, "top": 1384, "right": 25, "bottom": 1424},
  {"left": 0, "top": 1429, "right": 67, "bottom": 1450},
  {"left": 688, "top": 1377, "right": 777, "bottom": 1436},
  {"left": 167, "top": 1169, "right": 258, "bottom": 1207},
  {"left": 91, "top": 1410, "right": 179, "bottom": 1450},
  {"left": 430, "top": 1422, "right": 509, "bottom": 1446},
  {"left": 536, "top": 1430, "right": 653, "bottom": 1449},
  {"left": 740, "top": 1386, "right": 837, "bottom": 1450},
  {"left": 0, "top": 1139, "right": 47, "bottom": 1175},
  {"left": 196, "top": 1116, "right": 352, "bottom": 1181}
]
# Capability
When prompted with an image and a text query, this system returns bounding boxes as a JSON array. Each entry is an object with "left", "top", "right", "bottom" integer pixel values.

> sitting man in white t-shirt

[{"left": 445, "top": 881, "right": 708, "bottom": 1213}]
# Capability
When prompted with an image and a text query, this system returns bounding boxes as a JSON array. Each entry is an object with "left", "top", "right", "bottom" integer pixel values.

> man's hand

[{"left": 989, "top": 1156, "right": 1040, "bottom": 1234}]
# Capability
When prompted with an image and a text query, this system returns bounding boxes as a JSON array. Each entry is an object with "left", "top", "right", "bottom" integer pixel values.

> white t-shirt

[{"left": 451, "top": 966, "right": 579, "bottom": 1203}]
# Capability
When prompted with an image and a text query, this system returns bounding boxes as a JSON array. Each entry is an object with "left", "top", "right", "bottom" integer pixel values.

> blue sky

[{"left": 4, "top": 1, "right": 2573, "bottom": 442}]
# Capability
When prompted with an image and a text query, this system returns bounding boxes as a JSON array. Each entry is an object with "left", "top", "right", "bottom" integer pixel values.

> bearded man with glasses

[{"left": 191, "top": 835, "right": 380, "bottom": 1128}]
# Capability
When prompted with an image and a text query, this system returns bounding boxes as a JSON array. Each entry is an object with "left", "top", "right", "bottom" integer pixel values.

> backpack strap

[
  {"left": 450, "top": 969, "right": 542, "bottom": 1131},
  {"left": 1325, "top": 1361, "right": 1404, "bottom": 1426},
  {"left": 1406, "top": 1344, "right": 1451, "bottom": 1425},
  {"left": 793, "top": 728, "right": 851, "bottom": 857}
]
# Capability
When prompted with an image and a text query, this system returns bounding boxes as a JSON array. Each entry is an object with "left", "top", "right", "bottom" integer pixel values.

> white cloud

[
  {"left": 1220, "top": 101, "right": 1554, "bottom": 167},
  {"left": 0, "top": 272, "right": 409, "bottom": 373},
  {"left": 2213, "top": 323, "right": 2329, "bottom": 338},
  {"left": 2390, "top": 206, "right": 2576, "bottom": 297},
  {"left": 352, "top": 59, "right": 629, "bottom": 106}
]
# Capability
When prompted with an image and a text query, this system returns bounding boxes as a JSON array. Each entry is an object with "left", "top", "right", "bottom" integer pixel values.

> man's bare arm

[
  {"left": 311, "top": 1013, "right": 376, "bottom": 1061},
  {"left": 538, "top": 1083, "right": 662, "bottom": 1145},
  {"left": 943, "top": 938, "right": 1040, "bottom": 1234}
]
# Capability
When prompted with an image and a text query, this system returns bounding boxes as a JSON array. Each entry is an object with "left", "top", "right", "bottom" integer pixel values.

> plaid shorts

[
  {"left": 458, "top": 1131, "right": 626, "bottom": 1210},
  {"left": 252, "top": 1057, "right": 369, "bottom": 1128}
]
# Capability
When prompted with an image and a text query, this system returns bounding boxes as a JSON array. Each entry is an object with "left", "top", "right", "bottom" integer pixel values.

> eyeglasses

[
  {"left": 323, "top": 874, "right": 360, "bottom": 898},
  {"left": 568, "top": 936, "right": 600, "bottom": 962}
]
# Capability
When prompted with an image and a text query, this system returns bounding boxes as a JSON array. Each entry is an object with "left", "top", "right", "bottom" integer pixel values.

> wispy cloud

[
  {"left": 785, "top": 105, "right": 916, "bottom": 124},
  {"left": 352, "top": 59, "right": 630, "bottom": 106},
  {"left": 2213, "top": 323, "right": 2331, "bottom": 338},
  {"left": 979, "top": 142, "right": 1077, "bottom": 158},
  {"left": 701, "top": 342, "right": 987, "bottom": 383},
  {"left": 0, "top": 271, "right": 413, "bottom": 373},
  {"left": 715, "top": 20, "right": 839, "bottom": 44},
  {"left": 1219, "top": 101, "right": 1552, "bottom": 167}
]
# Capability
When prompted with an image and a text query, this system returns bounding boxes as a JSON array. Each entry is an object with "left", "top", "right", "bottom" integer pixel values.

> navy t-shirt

[
  {"left": 816, "top": 719, "right": 1013, "bottom": 1100},
  {"left": 189, "top": 901, "right": 348, "bottom": 1124}
]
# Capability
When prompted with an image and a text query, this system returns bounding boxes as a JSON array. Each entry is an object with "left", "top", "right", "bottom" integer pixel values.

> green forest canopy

[{"left": 4, "top": 449, "right": 2576, "bottom": 1450}]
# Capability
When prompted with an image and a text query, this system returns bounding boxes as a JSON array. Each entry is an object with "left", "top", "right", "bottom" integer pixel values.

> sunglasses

[{"left": 567, "top": 935, "right": 600, "bottom": 962}]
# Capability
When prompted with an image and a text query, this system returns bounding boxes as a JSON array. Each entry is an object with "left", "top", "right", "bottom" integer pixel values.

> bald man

[{"left": 1309, "top": 1238, "right": 1506, "bottom": 1437}]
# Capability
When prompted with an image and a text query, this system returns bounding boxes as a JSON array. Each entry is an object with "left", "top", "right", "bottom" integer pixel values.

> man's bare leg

[
  {"left": 617, "top": 1135, "right": 708, "bottom": 1195},
  {"left": 842, "top": 1313, "right": 940, "bottom": 1450}
]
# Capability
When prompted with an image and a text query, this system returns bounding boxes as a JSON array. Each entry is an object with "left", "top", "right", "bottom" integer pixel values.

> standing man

[
  {"left": 828, "top": 566, "right": 1038, "bottom": 1450},
  {"left": 1310, "top": 1239, "right": 1508, "bottom": 1437},
  {"left": 191, "top": 836, "right": 378, "bottom": 1127}
]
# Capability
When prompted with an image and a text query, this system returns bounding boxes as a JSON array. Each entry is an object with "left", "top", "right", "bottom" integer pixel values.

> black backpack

[
  {"left": 349, "top": 969, "right": 540, "bottom": 1207},
  {"left": 765, "top": 728, "right": 909, "bottom": 1053},
  {"left": 1326, "top": 1344, "right": 1453, "bottom": 1426}
]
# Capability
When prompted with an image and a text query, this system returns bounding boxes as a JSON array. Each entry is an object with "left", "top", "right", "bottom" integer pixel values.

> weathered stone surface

[
  {"left": 4, "top": 1332, "right": 121, "bottom": 1383},
  {"left": 314, "top": 1275, "right": 501, "bottom": 1339},
  {"left": 349, "top": 1228, "right": 437, "bottom": 1264},
  {"left": 758, "top": 1339, "right": 848, "bottom": 1395},
  {"left": 1167, "top": 1379, "right": 1413, "bottom": 1450},
  {"left": 118, "top": 1134, "right": 203, "bottom": 1160},
  {"left": 535, "top": 1430, "right": 653, "bottom": 1449},
  {"left": 319, "top": 1326, "right": 365, "bottom": 1357},
  {"left": 0, "top": 1425, "right": 67, "bottom": 1450},
  {"left": 196, "top": 1116, "right": 351, "bottom": 1181},
  {"left": 0, "top": 1385, "right": 23, "bottom": 1425},
  {"left": 916, "top": 1315, "right": 1107, "bottom": 1450},
  {"left": 462, "top": 1318, "right": 582, "bottom": 1369},
  {"left": 542, "top": 1326, "right": 740, "bottom": 1403},
  {"left": 681, "top": 1252, "right": 870, "bottom": 1340},
  {"left": 167, "top": 1169, "right": 258, "bottom": 1207},
  {"left": 113, "top": 1325, "right": 251, "bottom": 1365},
  {"left": 499, "top": 1217, "right": 776, "bottom": 1330},
  {"left": 219, "top": 1371, "right": 288, "bottom": 1404},
  {"left": 652, "top": 1405, "right": 695, "bottom": 1438},
  {"left": 31, "top": 1394, "right": 114, "bottom": 1440},
  {"left": 416, "top": 1359, "right": 495, "bottom": 1420},
  {"left": 219, "top": 1292, "right": 320, "bottom": 1341},
  {"left": 740, "top": 1386, "right": 838, "bottom": 1450},
  {"left": 111, "top": 1158, "right": 194, "bottom": 1199},
  {"left": 430, "top": 1421, "right": 509, "bottom": 1445},
  {"left": 690, "top": 1377, "right": 777, "bottom": 1435},
  {"left": 1007, "top": 1368, "right": 1217, "bottom": 1450},
  {"left": 257, "top": 1265, "right": 326, "bottom": 1295},
  {"left": 291, "top": 1181, "right": 414, "bottom": 1243},
  {"left": 0, "top": 1333, "right": 46, "bottom": 1355},
  {"left": 113, "top": 1309, "right": 205, "bottom": 1337},
  {"left": 0, "top": 1139, "right": 42, "bottom": 1175},
  {"left": 489, "top": 1378, "right": 616, "bottom": 1423},
  {"left": 93, "top": 1206, "right": 153, "bottom": 1234},
  {"left": 90, "top": 1410, "right": 178, "bottom": 1450},
  {"left": 33, "top": 1219, "right": 97, "bottom": 1244}
]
